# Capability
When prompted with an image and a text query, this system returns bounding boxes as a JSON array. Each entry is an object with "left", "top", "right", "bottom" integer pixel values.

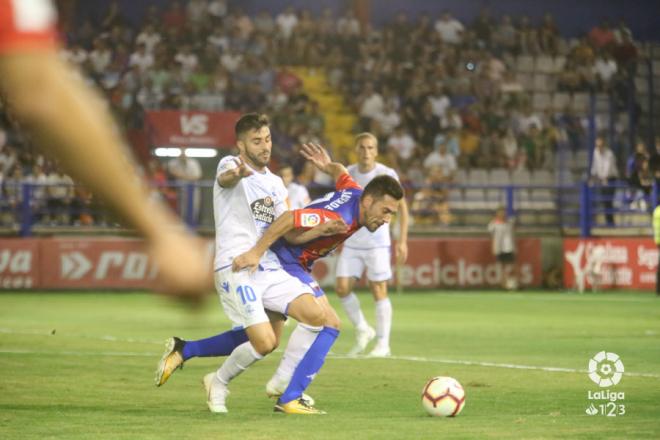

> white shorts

[
  {"left": 335, "top": 246, "right": 392, "bottom": 282},
  {"left": 215, "top": 267, "right": 313, "bottom": 329}
]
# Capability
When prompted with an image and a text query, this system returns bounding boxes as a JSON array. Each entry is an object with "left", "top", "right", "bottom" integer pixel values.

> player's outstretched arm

[
  {"left": 0, "top": 52, "right": 212, "bottom": 301},
  {"left": 300, "top": 142, "right": 348, "bottom": 182},
  {"left": 217, "top": 157, "right": 252, "bottom": 188}
]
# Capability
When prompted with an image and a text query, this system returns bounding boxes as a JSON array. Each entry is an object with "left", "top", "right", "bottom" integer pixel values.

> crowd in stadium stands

[{"left": 0, "top": 1, "right": 651, "bottom": 227}]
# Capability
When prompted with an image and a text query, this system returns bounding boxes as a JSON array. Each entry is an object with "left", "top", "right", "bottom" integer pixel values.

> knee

[
  {"left": 252, "top": 335, "right": 277, "bottom": 356},
  {"left": 305, "top": 306, "right": 326, "bottom": 328},
  {"left": 335, "top": 281, "right": 350, "bottom": 297},
  {"left": 325, "top": 313, "right": 341, "bottom": 330}
]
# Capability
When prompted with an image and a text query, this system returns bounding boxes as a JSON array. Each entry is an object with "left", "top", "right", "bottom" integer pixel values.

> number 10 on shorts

[{"left": 237, "top": 285, "right": 256, "bottom": 304}]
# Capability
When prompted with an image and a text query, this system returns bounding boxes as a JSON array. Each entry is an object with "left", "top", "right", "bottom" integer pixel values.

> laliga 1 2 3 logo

[{"left": 585, "top": 351, "right": 626, "bottom": 417}]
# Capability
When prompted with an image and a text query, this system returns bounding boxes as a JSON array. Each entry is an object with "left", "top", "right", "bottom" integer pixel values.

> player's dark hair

[
  {"left": 362, "top": 175, "right": 404, "bottom": 201},
  {"left": 235, "top": 113, "right": 269, "bottom": 139}
]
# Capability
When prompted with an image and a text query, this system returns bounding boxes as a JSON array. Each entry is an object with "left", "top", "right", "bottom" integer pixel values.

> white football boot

[
  {"left": 202, "top": 372, "right": 230, "bottom": 413},
  {"left": 367, "top": 340, "right": 391, "bottom": 358},
  {"left": 347, "top": 325, "right": 376, "bottom": 356}
]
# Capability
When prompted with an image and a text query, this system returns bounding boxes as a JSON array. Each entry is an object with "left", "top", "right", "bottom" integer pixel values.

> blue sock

[
  {"left": 181, "top": 329, "right": 248, "bottom": 360},
  {"left": 278, "top": 327, "right": 339, "bottom": 404}
]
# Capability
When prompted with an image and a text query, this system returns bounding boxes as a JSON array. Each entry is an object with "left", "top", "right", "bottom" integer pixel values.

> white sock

[
  {"left": 271, "top": 323, "right": 322, "bottom": 385},
  {"left": 340, "top": 292, "right": 369, "bottom": 331},
  {"left": 216, "top": 342, "right": 263, "bottom": 385},
  {"left": 374, "top": 298, "right": 392, "bottom": 347}
]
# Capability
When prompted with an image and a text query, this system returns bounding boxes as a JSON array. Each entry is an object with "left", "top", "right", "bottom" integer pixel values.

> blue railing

[{"left": 2, "top": 180, "right": 656, "bottom": 237}]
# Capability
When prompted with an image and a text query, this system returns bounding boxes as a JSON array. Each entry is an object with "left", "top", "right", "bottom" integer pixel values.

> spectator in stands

[
  {"left": 492, "top": 15, "right": 516, "bottom": 54},
  {"left": 168, "top": 154, "right": 202, "bottom": 223},
  {"left": 538, "top": 13, "right": 559, "bottom": 54},
  {"left": 488, "top": 207, "right": 517, "bottom": 290},
  {"left": 592, "top": 51, "right": 618, "bottom": 90},
  {"left": 3, "top": 166, "right": 23, "bottom": 226},
  {"left": 434, "top": 11, "right": 464, "bottom": 45},
  {"left": 518, "top": 16, "right": 540, "bottom": 55},
  {"left": 135, "top": 23, "right": 161, "bottom": 54},
  {"left": 46, "top": 168, "right": 74, "bottom": 225},
  {"left": 162, "top": 1, "right": 187, "bottom": 33},
  {"left": 0, "top": 144, "right": 17, "bottom": 175},
  {"left": 589, "top": 20, "right": 615, "bottom": 50},
  {"left": 411, "top": 168, "right": 451, "bottom": 226},
  {"left": 276, "top": 6, "right": 298, "bottom": 41},
  {"left": 423, "top": 142, "right": 457, "bottom": 181},
  {"left": 26, "top": 164, "right": 48, "bottom": 224},
  {"left": 387, "top": 125, "right": 417, "bottom": 170},
  {"left": 590, "top": 136, "right": 618, "bottom": 226},
  {"left": 129, "top": 43, "right": 154, "bottom": 73}
]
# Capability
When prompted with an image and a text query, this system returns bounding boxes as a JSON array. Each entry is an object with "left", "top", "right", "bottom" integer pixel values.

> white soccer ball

[{"left": 421, "top": 376, "right": 466, "bottom": 417}]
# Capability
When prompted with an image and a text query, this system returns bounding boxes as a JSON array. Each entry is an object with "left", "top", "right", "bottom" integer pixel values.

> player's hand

[
  {"left": 233, "top": 157, "right": 253, "bottom": 178},
  {"left": 300, "top": 142, "right": 332, "bottom": 171},
  {"left": 149, "top": 230, "right": 213, "bottom": 304},
  {"left": 396, "top": 241, "right": 408, "bottom": 264},
  {"left": 320, "top": 218, "right": 349, "bottom": 236},
  {"left": 232, "top": 249, "right": 261, "bottom": 273}
]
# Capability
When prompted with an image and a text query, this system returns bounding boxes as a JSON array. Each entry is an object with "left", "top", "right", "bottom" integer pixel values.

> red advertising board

[
  {"left": 0, "top": 239, "right": 40, "bottom": 289},
  {"left": 0, "top": 237, "right": 541, "bottom": 290},
  {"left": 144, "top": 110, "right": 241, "bottom": 147},
  {"left": 564, "top": 238, "right": 657, "bottom": 291},
  {"left": 311, "top": 237, "right": 542, "bottom": 288},
  {"left": 40, "top": 238, "right": 157, "bottom": 289}
]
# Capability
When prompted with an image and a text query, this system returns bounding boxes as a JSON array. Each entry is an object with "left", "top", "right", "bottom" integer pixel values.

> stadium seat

[
  {"left": 455, "top": 169, "right": 469, "bottom": 184},
  {"left": 535, "top": 56, "right": 554, "bottom": 74},
  {"left": 553, "top": 56, "right": 567, "bottom": 72},
  {"left": 532, "top": 169, "right": 554, "bottom": 185},
  {"left": 533, "top": 93, "right": 552, "bottom": 111},
  {"left": 533, "top": 74, "right": 551, "bottom": 92},
  {"left": 571, "top": 93, "right": 589, "bottom": 113},
  {"left": 635, "top": 76, "right": 649, "bottom": 94},
  {"left": 468, "top": 169, "right": 489, "bottom": 185},
  {"left": 515, "top": 72, "right": 534, "bottom": 91},
  {"left": 552, "top": 92, "right": 571, "bottom": 111},
  {"left": 516, "top": 55, "right": 535, "bottom": 73},
  {"left": 486, "top": 169, "right": 510, "bottom": 208}
]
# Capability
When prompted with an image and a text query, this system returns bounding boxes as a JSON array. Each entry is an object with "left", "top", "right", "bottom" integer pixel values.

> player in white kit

[
  {"left": 207, "top": 114, "right": 333, "bottom": 414},
  {"left": 335, "top": 133, "right": 409, "bottom": 357}
]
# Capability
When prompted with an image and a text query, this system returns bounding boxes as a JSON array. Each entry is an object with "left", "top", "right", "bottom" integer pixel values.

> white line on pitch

[
  {"left": 331, "top": 354, "right": 660, "bottom": 379},
  {"left": 1, "top": 348, "right": 658, "bottom": 380}
]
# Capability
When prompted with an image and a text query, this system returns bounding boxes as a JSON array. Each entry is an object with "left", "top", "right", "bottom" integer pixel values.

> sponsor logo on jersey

[
  {"left": 300, "top": 213, "right": 321, "bottom": 227},
  {"left": 251, "top": 197, "right": 275, "bottom": 224}
]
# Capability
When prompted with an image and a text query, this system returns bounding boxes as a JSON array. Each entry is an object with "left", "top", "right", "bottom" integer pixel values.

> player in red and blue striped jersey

[
  {"left": 231, "top": 142, "right": 403, "bottom": 412},
  {"left": 156, "top": 143, "right": 403, "bottom": 414}
]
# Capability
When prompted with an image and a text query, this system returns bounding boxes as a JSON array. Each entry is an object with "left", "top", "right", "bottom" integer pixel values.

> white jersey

[
  {"left": 287, "top": 181, "right": 310, "bottom": 209},
  {"left": 343, "top": 162, "right": 399, "bottom": 249},
  {"left": 213, "top": 155, "right": 289, "bottom": 270}
]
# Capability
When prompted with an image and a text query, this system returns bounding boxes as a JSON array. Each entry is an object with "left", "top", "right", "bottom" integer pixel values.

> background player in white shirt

[
  {"left": 336, "top": 133, "right": 409, "bottom": 357},
  {"left": 207, "top": 113, "right": 336, "bottom": 414},
  {"left": 279, "top": 165, "right": 310, "bottom": 209}
]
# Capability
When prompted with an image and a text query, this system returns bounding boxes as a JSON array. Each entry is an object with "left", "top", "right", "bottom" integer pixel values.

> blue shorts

[{"left": 282, "top": 264, "right": 325, "bottom": 298}]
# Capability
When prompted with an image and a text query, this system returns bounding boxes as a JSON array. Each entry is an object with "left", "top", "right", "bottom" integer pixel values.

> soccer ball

[{"left": 421, "top": 376, "right": 465, "bottom": 417}]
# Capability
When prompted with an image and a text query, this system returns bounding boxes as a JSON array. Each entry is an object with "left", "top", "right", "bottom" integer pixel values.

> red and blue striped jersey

[{"left": 271, "top": 173, "right": 362, "bottom": 272}]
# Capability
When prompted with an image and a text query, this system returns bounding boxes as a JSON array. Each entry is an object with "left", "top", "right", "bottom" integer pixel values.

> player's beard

[{"left": 245, "top": 149, "right": 270, "bottom": 168}]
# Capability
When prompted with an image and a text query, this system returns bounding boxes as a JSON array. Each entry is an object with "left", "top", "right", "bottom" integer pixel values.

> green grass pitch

[{"left": 1, "top": 290, "right": 659, "bottom": 439}]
